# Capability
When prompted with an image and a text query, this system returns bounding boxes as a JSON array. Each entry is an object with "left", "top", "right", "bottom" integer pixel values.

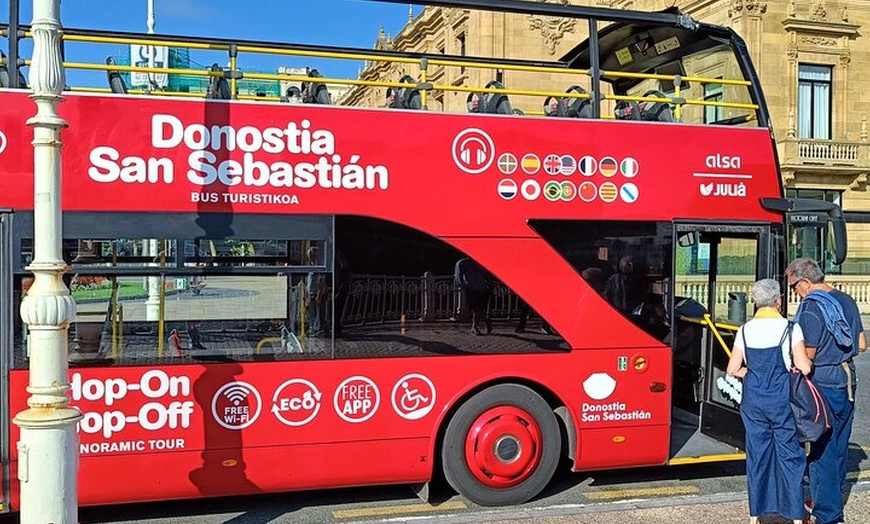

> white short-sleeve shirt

[{"left": 733, "top": 317, "right": 805, "bottom": 369}]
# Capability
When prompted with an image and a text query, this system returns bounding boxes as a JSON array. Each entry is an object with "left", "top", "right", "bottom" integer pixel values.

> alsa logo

[
  {"left": 700, "top": 182, "right": 747, "bottom": 197},
  {"left": 706, "top": 154, "right": 742, "bottom": 170}
]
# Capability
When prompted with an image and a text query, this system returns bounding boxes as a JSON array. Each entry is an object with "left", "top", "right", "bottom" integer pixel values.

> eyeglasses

[{"left": 789, "top": 279, "right": 803, "bottom": 291}]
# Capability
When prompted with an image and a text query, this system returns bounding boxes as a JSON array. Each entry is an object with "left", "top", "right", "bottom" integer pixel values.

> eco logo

[{"left": 271, "top": 378, "right": 322, "bottom": 426}]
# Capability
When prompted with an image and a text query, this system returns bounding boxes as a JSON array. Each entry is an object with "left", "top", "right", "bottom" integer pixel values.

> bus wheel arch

[{"left": 440, "top": 382, "right": 562, "bottom": 506}]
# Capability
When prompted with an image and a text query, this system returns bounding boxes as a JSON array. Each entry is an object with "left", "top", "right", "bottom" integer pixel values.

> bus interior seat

[
  {"left": 544, "top": 85, "right": 593, "bottom": 118},
  {"left": 638, "top": 89, "right": 675, "bottom": 122},
  {"left": 106, "top": 56, "right": 128, "bottom": 94},
  {"left": 0, "top": 50, "right": 28, "bottom": 89},
  {"left": 206, "top": 63, "right": 232, "bottom": 99},
  {"left": 614, "top": 100, "right": 641, "bottom": 120},
  {"left": 301, "top": 68, "right": 332, "bottom": 104},
  {"left": 466, "top": 80, "right": 513, "bottom": 115},
  {"left": 282, "top": 85, "right": 302, "bottom": 103},
  {"left": 386, "top": 74, "right": 422, "bottom": 110}
]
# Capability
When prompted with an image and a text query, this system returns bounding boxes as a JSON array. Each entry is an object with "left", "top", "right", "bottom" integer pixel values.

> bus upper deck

[{"left": 2, "top": 1, "right": 765, "bottom": 127}]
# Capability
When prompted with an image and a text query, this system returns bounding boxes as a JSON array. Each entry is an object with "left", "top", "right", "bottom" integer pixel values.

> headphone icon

[
  {"left": 451, "top": 128, "right": 495, "bottom": 174},
  {"left": 459, "top": 136, "right": 488, "bottom": 165}
]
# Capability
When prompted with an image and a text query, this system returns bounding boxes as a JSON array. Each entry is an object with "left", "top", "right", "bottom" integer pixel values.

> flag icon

[
  {"left": 544, "top": 181, "right": 562, "bottom": 201},
  {"left": 521, "top": 154, "right": 540, "bottom": 174},
  {"left": 600, "top": 157, "right": 618, "bottom": 177},
  {"left": 620, "top": 182, "right": 639, "bottom": 203},
  {"left": 521, "top": 180, "right": 541, "bottom": 200},
  {"left": 578, "top": 181, "right": 597, "bottom": 202},
  {"left": 578, "top": 156, "right": 597, "bottom": 177},
  {"left": 560, "top": 181, "right": 577, "bottom": 201},
  {"left": 620, "top": 157, "right": 639, "bottom": 178},
  {"left": 599, "top": 182, "right": 618, "bottom": 202},
  {"left": 498, "top": 153, "right": 518, "bottom": 175},
  {"left": 560, "top": 155, "right": 576, "bottom": 175},
  {"left": 498, "top": 179, "right": 518, "bottom": 200},
  {"left": 544, "top": 155, "right": 562, "bottom": 175}
]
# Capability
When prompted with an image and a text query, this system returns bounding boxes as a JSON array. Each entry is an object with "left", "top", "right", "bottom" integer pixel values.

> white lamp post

[{"left": 13, "top": 0, "right": 83, "bottom": 523}]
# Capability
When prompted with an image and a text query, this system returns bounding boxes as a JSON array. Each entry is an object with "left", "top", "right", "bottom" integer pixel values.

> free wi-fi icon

[{"left": 223, "top": 385, "right": 251, "bottom": 406}]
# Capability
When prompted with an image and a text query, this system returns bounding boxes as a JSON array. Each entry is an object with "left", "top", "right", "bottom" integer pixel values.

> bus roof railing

[{"left": 0, "top": 2, "right": 760, "bottom": 120}]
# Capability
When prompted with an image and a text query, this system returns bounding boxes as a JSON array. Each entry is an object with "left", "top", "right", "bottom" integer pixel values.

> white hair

[{"left": 750, "top": 278, "right": 781, "bottom": 307}]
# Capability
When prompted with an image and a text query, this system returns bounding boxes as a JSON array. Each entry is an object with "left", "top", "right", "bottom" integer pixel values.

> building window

[
  {"left": 457, "top": 33, "right": 466, "bottom": 73},
  {"left": 785, "top": 188, "right": 842, "bottom": 274},
  {"left": 797, "top": 64, "right": 832, "bottom": 139},
  {"left": 704, "top": 82, "right": 724, "bottom": 124}
]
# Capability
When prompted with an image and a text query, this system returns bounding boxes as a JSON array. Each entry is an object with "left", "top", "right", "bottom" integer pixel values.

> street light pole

[{"left": 13, "top": 0, "right": 83, "bottom": 523}]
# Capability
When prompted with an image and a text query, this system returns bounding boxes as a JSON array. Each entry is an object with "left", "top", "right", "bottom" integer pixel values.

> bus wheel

[{"left": 442, "top": 384, "right": 560, "bottom": 506}]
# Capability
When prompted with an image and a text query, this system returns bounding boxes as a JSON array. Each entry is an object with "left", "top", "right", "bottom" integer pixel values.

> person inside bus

[
  {"left": 306, "top": 247, "right": 328, "bottom": 336},
  {"left": 454, "top": 257, "right": 492, "bottom": 335},
  {"left": 726, "top": 278, "right": 812, "bottom": 524},
  {"left": 603, "top": 254, "right": 647, "bottom": 315}
]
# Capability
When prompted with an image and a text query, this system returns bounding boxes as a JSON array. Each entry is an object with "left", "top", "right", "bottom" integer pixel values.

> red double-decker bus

[{"left": 0, "top": 0, "right": 848, "bottom": 512}]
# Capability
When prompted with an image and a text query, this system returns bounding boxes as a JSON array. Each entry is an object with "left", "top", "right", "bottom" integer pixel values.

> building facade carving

[{"left": 528, "top": 0, "right": 577, "bottom": 55}]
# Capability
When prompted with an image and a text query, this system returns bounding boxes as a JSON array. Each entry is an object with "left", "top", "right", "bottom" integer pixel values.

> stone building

[{"left": 344, "top": 0, "right": 870, "bottom": 278}]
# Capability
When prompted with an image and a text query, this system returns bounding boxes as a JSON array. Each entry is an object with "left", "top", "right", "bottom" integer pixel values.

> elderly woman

[{"left": 727, "top": 278, "right": 813, "bottom": 524}]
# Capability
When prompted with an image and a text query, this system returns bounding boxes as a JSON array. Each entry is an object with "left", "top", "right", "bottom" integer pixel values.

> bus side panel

[
  {"left": 574, "top": 425, "right": 671, "bottom": 471},
  {"left": 7, "top": 347, "right": 671, "bottom": 506},
  {"left": 10, "top": 439, "right": 430, "bottom": 507}
]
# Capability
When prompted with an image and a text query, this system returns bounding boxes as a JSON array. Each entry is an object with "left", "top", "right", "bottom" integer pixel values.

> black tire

[{"left": 441, "top": 384, "right": 561, "bottom": 506}]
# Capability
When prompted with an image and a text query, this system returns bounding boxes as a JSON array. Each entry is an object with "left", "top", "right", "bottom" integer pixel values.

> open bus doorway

[{"left": 670, "top": 223, "right": 773, "bottom": 459}]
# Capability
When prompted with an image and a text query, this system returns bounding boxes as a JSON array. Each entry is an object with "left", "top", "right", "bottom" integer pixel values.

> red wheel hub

[{"left": 464, "top": 405, "right": 543, "bottom": 488}]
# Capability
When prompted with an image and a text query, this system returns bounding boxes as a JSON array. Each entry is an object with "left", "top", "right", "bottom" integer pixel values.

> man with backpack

[{"left": 786, "top": 258, "right": 866, "bottom": 524}]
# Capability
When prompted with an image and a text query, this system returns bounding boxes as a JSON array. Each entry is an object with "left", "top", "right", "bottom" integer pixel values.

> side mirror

[{"left": 677, "top": 231, "right": 697, "bottom": 248}]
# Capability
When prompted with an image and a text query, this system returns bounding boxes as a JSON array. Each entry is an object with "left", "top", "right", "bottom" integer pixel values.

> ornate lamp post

[{"left": 13, "top": 1, "right": 83, "bottom": 523}]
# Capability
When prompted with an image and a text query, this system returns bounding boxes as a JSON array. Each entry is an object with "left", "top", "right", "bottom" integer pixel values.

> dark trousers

[{"left": 808, "top": 386, "right": 854, "bottom": 524}]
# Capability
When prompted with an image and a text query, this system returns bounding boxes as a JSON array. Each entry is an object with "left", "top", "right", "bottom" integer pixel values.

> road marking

[
  {"left": 332, "top": 500, "right": 467, "bottom": 519},
  {"left": 848, "top": 470, "right": 870, "bottom": 481},
  {"left": 584, "top": 485, "right": 700, "bottom": 500}
]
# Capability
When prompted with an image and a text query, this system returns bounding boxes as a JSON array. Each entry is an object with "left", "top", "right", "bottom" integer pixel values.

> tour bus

[{"left": 0, "top": 0, "right": 848, "bottom": 512}]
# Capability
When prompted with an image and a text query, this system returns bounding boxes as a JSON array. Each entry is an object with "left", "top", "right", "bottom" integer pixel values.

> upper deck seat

[
  {"left": 467, "top": 80, "right": 513, "bottom": 115},
  {"left": 544, "top": 85, "right": 593, "bottom": 119},
  {"left": 638, "top": 89, "right": 675, "bottom": 122},
  {"left": 300, "top": 68, "right": 332, "bottom": 105},
  {"left": 106, "top": 56, "right": 127, "bottom": 94},
  {"left": 614, "top": 100, "right": 641, "bottom": 120},
  {"left": 0, "top": 50, "right": 28, "bottom": 89},
  {"left": 282, "top": 85, "right": 302, "bottom": 103},
  {"left": 386, "top": 74, "right": 422, "bottom": 110}
]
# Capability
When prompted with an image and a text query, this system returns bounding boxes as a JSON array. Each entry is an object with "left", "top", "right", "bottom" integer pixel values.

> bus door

[
  {"left": 1, "top": 211, "right": 11, "bottom": 512},
  {"left": 671, "top": 223, "right": 772, "bottom": 452}
]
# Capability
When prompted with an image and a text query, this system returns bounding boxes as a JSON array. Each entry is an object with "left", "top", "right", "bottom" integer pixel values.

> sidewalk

[{"left": 425, "top": 484, "right": 870, "bottom": 524}]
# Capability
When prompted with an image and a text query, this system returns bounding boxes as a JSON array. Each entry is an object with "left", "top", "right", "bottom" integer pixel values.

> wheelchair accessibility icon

[{"left": 391, "top": 373, "right": 436, "bottom": 420}]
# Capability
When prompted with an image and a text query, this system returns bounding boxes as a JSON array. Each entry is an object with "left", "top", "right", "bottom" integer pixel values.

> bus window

[
  {"left": 334, "top": 216, "right": 568, "bottom": 355},
  {"left": 530, "top": 219, "right": 672, "bottom": 342}
]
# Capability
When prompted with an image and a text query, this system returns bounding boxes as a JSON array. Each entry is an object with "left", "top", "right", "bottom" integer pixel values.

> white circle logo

[
  {"left": 452, "top": 128, "right": 495, "bottom": 174},
  {"left": 334, "top": 376, "right": 380, "bottom": 423},
  {"left": 0, "top": 130, "right": 7, "bottom": 156},
  {"left": 211, "top": 381, "right": 262, "bottom": 430},
  {"left": 271, "top": 378, "right": 322, "bottom": 426},
  {"left": 391, "top": 374, "right": 436, "bottom": 420}
]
